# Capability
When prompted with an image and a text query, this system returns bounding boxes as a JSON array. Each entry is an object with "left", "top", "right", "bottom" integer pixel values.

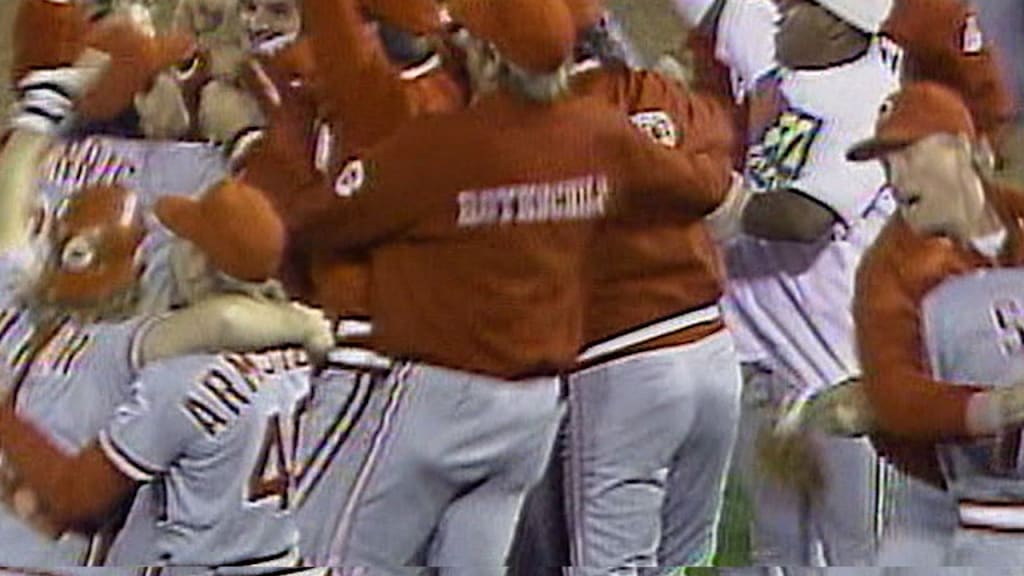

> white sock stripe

[{"left": 564, "top": 378, "right": 588, "bottom": 567}]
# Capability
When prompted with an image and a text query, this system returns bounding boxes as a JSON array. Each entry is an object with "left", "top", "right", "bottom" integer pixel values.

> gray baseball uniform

[
  {"left": 37, "top": 136, "right": 225, "bottom": 205},
  {"left": 292, "top": 337, "right": 392, "bottom": 564},
  {"left": 0, "top": 248, "right": 149, "bottom": 568},
  {"left": 0, "top": 138, "right": 225, "bottom": 568},
  {"left": 103, "top": 349, "right": 308, "bottom": 568},
  {"left": 920, "top": 268, "right": 1024, "bottom": 565},
  {"left": 292, "top": 368, "right": 365, "bottom": 564}
]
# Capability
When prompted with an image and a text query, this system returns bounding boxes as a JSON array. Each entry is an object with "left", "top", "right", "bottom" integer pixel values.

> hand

[
  {"left": 704, "top": 172, "right": 750, "bottom": 244},
  {"left": 198, "top": 78, "right": 266, "bottom": 148},
  {"left": 654, "top": 54, "right": 690, "bottom": 87},
  {"left": 289, "top": 303, "right": 336, "bottom": 367},
  {"left": 755, "top": 406, "right": 826, "bottom": 499},
  {"left": 803, "top": 379, "right": 876, "bottom": 437},
  {"left": 967, "top": 382, "right": 1024, "bottom": 436}
]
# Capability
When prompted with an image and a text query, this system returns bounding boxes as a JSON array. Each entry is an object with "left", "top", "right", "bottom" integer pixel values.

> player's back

[
  {"left": 104, "top": 349, "right": 308, "bottom": 567},
  {"left": 570, "top": 63, "right": 730, "bottom": 347},
  {"left": 325, "top": 91, "right": 729, "bottom": 379}
]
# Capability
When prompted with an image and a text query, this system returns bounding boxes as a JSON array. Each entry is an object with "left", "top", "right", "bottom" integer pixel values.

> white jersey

[
  {"left": 723, "top": 38, "right": 902, "bottom": 395},
  {"left": 713, "top": 0, "right": 779, "bottom": 104}
]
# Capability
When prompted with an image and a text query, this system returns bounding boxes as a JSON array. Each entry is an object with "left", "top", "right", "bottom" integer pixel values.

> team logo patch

[
  {"left": 629, "top": 110, "right": 679, "bottom": 148},
  {"left": 334, "top": 159, "right": 365, "bottom": 198},
  {"left": 745, "top": 107, "right": 823, "bottom": 193},
  {"left": 962, "top": 14, "right": 984, "bottom": 55}
]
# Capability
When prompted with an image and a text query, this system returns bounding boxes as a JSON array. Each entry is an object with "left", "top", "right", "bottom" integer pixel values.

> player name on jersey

[
  {"left": 456, "top": 174, "right": 610, "bottom": 228},
  {"left": 42, "top": 137, "right": 138, "bottom": 194}
]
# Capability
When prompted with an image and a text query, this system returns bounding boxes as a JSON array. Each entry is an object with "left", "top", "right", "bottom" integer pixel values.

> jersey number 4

[{"left": 247, "top": 413, "right": 296, "bottom": 511}]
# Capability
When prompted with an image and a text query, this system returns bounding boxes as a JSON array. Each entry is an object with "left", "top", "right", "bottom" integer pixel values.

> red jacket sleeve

[
  {"left": 302, "top": 0, "right": 414, "bottom": 154},
  {"left": 855, "top": 232, "right": 984, "bottom": 441}
]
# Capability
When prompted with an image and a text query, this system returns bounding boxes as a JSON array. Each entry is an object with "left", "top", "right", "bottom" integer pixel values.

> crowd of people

[{"left": 0, "top": 0, "right": 1021, "bottom": 573}]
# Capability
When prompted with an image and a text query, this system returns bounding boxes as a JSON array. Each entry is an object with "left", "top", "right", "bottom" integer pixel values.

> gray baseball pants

[
  {"left": 564, "top": 329, "right": 742, "bottom": 574},
  {"left": 327, "top": 362, "right": 564, "bottom": 575},
  {"left": 732, "top": 364, "right": 880, "bottom": 568}
]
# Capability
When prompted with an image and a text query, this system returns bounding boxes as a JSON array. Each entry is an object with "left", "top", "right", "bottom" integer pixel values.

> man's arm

[
  {"left": 855, "top": 246, "right": 984, "bottom": 441},
  {"left": 0, "top": 403, "right": 136, "bottom": 533},
  {"left": 0, "top": 131, "right": 52, "bottom": 254},
  {"left": 614, "top": 119, "right": 734, "bottom": 221},
  {"left": 290, "top": 126, "right": 433, "bottom": 256},
  {"left": 139, "top": 295, "right": 334, "bottom": 366},
  {"left": 741, "top": 189, "right": 839, "bottom": 242},
  {"left": 302, "top": 0, "right": 414, "bottom": 153}
]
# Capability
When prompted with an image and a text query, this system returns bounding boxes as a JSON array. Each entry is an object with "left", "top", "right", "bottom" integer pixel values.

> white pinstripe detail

[
  {"left": 327, "top": 364, "right": 412, "bottom": 566},
  {"left": 959, "top": 502, "right": 1024, "bottom": 531},
  {"left": 98, "top": 430, "right": 155, "bottom": 482},
  {"left": 565, "top": 377, "right": 587, "bottom": 567},
  {"left": 577, "top": 305, "right": 721, "bottom": 363}
]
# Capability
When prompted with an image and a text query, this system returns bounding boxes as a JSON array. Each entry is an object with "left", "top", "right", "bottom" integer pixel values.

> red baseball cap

[
  {"left": 449, "top": 0, "right": 576, "bottom": 74},
  {"left": 847, "top": 82, "right": 977, "bottom": 162},
  {"left": 155, "top": 179, "right": 286, "bottom": 283}
]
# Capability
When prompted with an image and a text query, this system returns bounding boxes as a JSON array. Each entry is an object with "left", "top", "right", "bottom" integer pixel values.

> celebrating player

[
  {"left": 515, "top": 0, "right": 743, "bottom": 571},
  {"left": 284, "top": 0, "right": 738, "bottom": 569},
  {"left": 854, "top": 82, "right": 1024, "bottom": 566},
  {"left": 715, "top": 0, "right": 900, "bottom": 566}
]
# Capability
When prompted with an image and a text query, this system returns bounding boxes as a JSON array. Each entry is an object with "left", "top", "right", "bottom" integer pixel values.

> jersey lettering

[
  {"left": 294, "top": 375, "right": 374, "bottom": 504},
  {"left": 746, "top": 107, "right": 823, "bottom": 193},
  {"left": 457, "top": 175, "right": 610, "bottom": 228},
  {"left": 247, "top": 414, "right": 294, "bottom": 511},
  {"left": 42, "top": 138, "right": 138, "bottom": 196},
  {"left": 201, "top": 369, "right": 254, "bottom": 416},
  {"left": 992, "top": 297, "right": 1024, "bottom": 356},
  {"left": 183, "top": 396, "right": 230, "bottom": 437}
]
